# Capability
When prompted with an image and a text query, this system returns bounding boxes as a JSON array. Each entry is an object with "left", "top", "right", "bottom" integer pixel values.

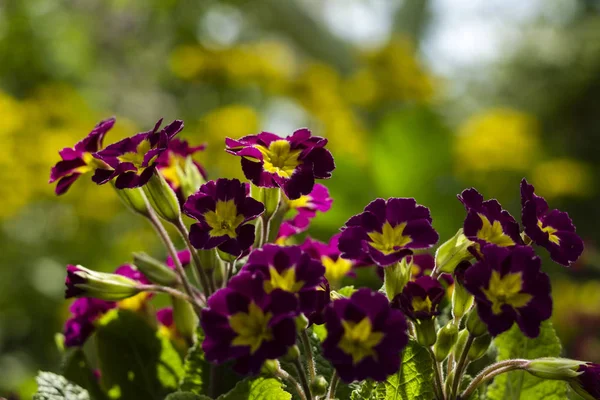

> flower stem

[
  {"left": 273, "top": 362, "right": 307, "bottom": 400},
  {"left": 293, "top": 357, "right": 313, "bottom": 400},
  {"left": 258, "top": 215, "right": 271, "bottom": 248},
  {"left": 136, "top": 284, "right": 200, "bottom": 307},
  {"left": 451, "top": 334, "right": 475, "bottom": 400},
  {"left": 327, "top": 371, "right": 339, "bottom": 400},
  {"left": 174, "top": 218, "right": 215, "bottom": 296},
  {"left": 458, "top": 359, "right": 527, "bottom": 400},
  {"left": 300, "top": 330, "right": 317, "bottom": 382},
  {"left": 225, "top": 261, "right": 235, "bottom": 286},
  {"left": 428, "top": 347, "right": 445, "bottom": 400}
]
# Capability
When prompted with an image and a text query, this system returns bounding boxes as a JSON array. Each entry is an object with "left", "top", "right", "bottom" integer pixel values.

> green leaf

[
  {"left": 165, "top": 392, "right": 212, "bottom": 400},
  {"left": 351, "top": 380, "right": 377, "bottom": 400},
  {"left": 486, "top": 321, "right": 569, "bottom": 400},
  {"left": 95, "top": 309, "right": 184, "bottom": 400},
  {"left": 34, "top": 371, "right": 90, "bottom": 400},
  {"left": 217, "top": 376, "right": 291, "bottom": 400},
  {"left": 337, "top": 286, "right": 357, "bottom": 297},
  {"left": 375, "top": 340, "right": 435, "bottom": 400},
  {"left": 61, "top": 348, "right": 107, "bottom": 400}
]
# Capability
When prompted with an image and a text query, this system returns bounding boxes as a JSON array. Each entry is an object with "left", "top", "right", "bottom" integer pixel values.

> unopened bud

[
  {"left": 453, "top": 329, "right": 469, "bottom": 361},
  {"left": 468, "top": 334, "right": 492, "bottom": 361},
  {"left": 525, "top": 358, "right": 583, "bottom": 380},
  {"left": 295, "top": 315, "right": 309, "bottom": 332},
  {"left": 311, "top": 376, "right": 328, "bottom": 396},
  {"left": 133, "top": 252, "right": 178, "bottom": 286},
  {"left": 435, "top": 229, "right": 474, "bottom": 274},
  {"left": 415, "top": 319, "right": 437, "bottom": 347},
  {"left": 180, "top": 156, "right": 206, "bottom": 200},
  {"left": 466, "top": 308, "right": 487, "bottom": 337},
  {"left": 143, "top": 172, "right": 181, "bottom": 223},
  {"left": 284, "top": 345, "right": 301, "bottom": 361},
  {"left": 65, "top": 265, "right": 140, "bottom": 301},
  {"left": 434, "top": 322, "right": 459, "bottom": 362},
  {"left": 261, "top": 360, "right": 279, "bottom": 376},
  {"left": 172, "top": 295, "right": 198, "bottom": 342},
  {"left": 112, "top": 184, "right": 150, "bottom": 217},
  {"left": 452, "top": 281, "right": 474, "bottom": 321},
  {"left": 384, "top": 259, "right": 411, "bottom": 300},
  {"left": 251, "top": 185, "right": 280, "bottom": 221}
]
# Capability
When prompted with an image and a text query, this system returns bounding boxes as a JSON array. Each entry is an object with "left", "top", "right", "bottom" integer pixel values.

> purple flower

[
  {"left": 458, "top": 188, "right": 523, "bottom": 250},
  {"left": 463, "top": 244, "right": 552, "bottom": 338},
  {"left": 391, "top": 276, "right": 445, "bottom": 320},
  {"left": 322, "top": 288, "right": 408, "bottom": 382},
  {"left": 156, "top": 138, "right": 207, "bottom": 199},
  {"left": 183, "top": 179, "right": 265, "bottom": 257},
  {"left": 301, "top": 234, "right": 356, "bottom": 285},
  {"left": 92, "top": 119, "right": 184, "bottom": 189},
  {"left": 63, "top": 298, "right": 114, "bottom": 347},
  {"left": 521, "top": 178, "right": 584, "bottom": 266},
  {"left": 409, "top": 254, "right": 454, "bottom": 286},
  {"left": 278, "top": 183, "right": 333, "bottom": 239},
  {"left": 571, "top": 363, "right": 600, "bottom": 400},
  {"left": 49, "top": 118, "right": 115, "bottom": 195},
  {"left": 166, "top": 249, "right": 191, "bottom": 269},
  {"left": 240, "top": 245, "right": 326, "bottom": 316},
  {"left": 225, "top": 129, "right": 335, "bottom": 200},
  {"left": 338, "top": 198, "right": 439, "bottom": 267},
  {"left": 201, "top": 272, "right": 298, "bottom": 375}
]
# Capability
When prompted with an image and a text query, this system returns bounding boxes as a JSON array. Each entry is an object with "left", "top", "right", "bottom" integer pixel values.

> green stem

[
  {"left": 327, "top": 371, "right": 339, "bottom": 400},
  {"left": 428, "top": 347, "right": 445, "bottom": 400},
  {"left": 293, "top": 357, "right": 313, "bottom": 400},
  {"left": 451, "top": 334, "right": 475, "bottom": 400},
  {"left": 225, "top": 261, "right": 236, "bottom": 286},
  {"left": 300, "top": 330, "right": 317, "bottom": 382},
  {"left": 137, "top": 284, "right": 192, "bottom": 303},
  {"left": 258, "top": 215, "right": 271, "bottom": 248},
  {"left": 273, "top": 362, "right": 307, "bottom": 400},
  {"left": 458, "top": 359, "right": 527, "bottom": 400},
  {"left": 174, "top": 218, "right": 215, "bottom": 296}
]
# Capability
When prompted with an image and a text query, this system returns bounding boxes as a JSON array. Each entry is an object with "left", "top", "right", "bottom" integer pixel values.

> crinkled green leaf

[
  {"left": 61, "top": 348, "right": 107, "bottom": 400},
  {"left": 486, "top": 321, "right": 569, "bottom": 400},
  {"left": 351, "top": 380, "right": 377, "bottom": 400},
  {"left": 217, "top": 376, "right": 291, "bottom": 400},
  {"left": 95, "top": 309, "right": 183, "bottom": 400},
  {"left": 165, "top": 392, "right": 211, "bottom": 400},
  {"left": 337, "top": 286, "right": 357, "bottom": 297},
  {"left": 34, "top": 371, "right": 90, "bottom": 400},
  {"left": 375, "top": 340, "right": 435, "bottom": 400}
]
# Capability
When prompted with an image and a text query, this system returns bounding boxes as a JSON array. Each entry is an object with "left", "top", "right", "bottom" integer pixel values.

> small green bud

[
  {"left": 180, "top": 156, "right": 206, "bottom": 200},
  {"left": 434, "top": 322, "right": 459, "bottom": 362},
  {"left": 466, "top": 308, "right": 487, "bottom": 337},
  {"left": 295, "top": 315, "right": 309, "bottom": 332},
  {"left": 384, "top": 259, "right": 412, "bottom": 300},
  {"left": 468, "top": 334, "right": 492, "bottom": 361},
  {"left": 133, "top": 252, "right": 178, "bottom": 286},
  {"left": 112, "top": 184, "right": 150, "bottom": 217},
  {"left": 453, "top": 329, "right": 469, "bottom": 361},
  {"left": 415, "top": 319, "right": 437, "bottom": 347},
  {"left": 261, "top": 359, "right": 279, "bottom": 375},
  {"left": 452, "top": 281, "right": 474, "bottom": 321},
  {"left": 66, "top": 265, "right": 141, "bottom": 301},
  {"left": 143, "top": 172, "right": 181, "bottom": 223},
  {"left": 283, "top": 345, "right": 301, "bottom": 361},
  {"left": 172, "top": 295, "right": 198, "bottom": 343},
  {"left": 251, "top": 185, "right": 280, "bottom": 220},
  {"left": 435, "top": 229, "right": 474, "bottom": 274},
  {"left": 310, "top": 376, "right": 328, "bottom": 396},
  {"left": 525, "top": 358, "right": 583, "bottom": 380}
]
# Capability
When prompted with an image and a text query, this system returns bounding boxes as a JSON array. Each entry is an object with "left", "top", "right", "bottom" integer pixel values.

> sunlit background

[{"left": 1, "top": 0, "right": 600, "bottom": 396}]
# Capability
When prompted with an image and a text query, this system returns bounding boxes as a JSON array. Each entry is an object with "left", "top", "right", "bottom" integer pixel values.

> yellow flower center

[
  {"left": 204, "top": 199, "right": 245, "bottom": 238},
  {"left": 482, "top": 270, "right": 532, "bottom": 315},
  {"left": 537, "top": 220, "right": 560, "bottom": 245},
  {"left": 412, "top": 296, "right": 433, "bottom": 314},
  {"left": 264, "top": 267, "right": 305, "bottom": 294},
  {"left": 476, "top": 214, "right": 515, "bottom": 247},
  {"left": 367, "top": 222, "right": 412, "bottom": 255},
  {"left": 117, "top": 139, "right": 153, "bottom": 167},
  {"left": 322, "top": 256, "right": 353, "bottom": 285},
  {"left": 117, "top": 292, "right": 150, "bottom": 311},
  {"left": 256, "top": 140, "right": 302, "bottom": 178},
  {"left": 288, "top": 194, "right": 311, "bottom": 210},
  {"left": 159, "top": 153, "right": 186, "bottom": 189},
  {"left": 338, "top": 317, "right": 384, "bottom": 365},
  {"left": 229, "top": 302, "right": 273, "bottom": 354}
]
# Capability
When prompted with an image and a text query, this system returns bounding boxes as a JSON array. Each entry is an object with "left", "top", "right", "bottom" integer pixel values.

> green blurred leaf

[
  {"left": 61, "top": 348, "right": 107, "bottom": 400},
  {"left": 95, "top": 310, "right": 183, "bottom": 400},
  {"left": 217, "top": 376, "right": 291, "bottom": 400},
  {"left": 375, "top": 340, "right": 435, "bottom": 400},
  {"left": 34, "top": 371, "right": 90, "bottom": 400},
  {"left": 486, "top": 322, "right": 569, "bottom": 400},
  {"left": 351, "top": 380, "right": 377, "bottom": 400},
  {"left": 165, "top": 392, "right": 211, "bottom": 400},
  {"left": 337, "top": 286, "right": 357, "bottom": 297}
]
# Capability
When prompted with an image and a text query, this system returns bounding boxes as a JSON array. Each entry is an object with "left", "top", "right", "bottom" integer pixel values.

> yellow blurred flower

[
  {"left": 0, "top": 91, "right": 25, "bottom": 135},
  {"left": 455, "top": 108, "right": 540, "bottom": 173},
  {"left": 532, "top": 158, "right": 592, "bottom": 198},
  {"left": 169, "top": 45, "right": 206, "bottom": 80},
  {"left": 552, "top": 279, "right": 600, "bottom": 343}
]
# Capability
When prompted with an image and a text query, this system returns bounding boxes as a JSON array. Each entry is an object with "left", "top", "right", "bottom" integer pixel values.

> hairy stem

[
  {"left": 451, "top": 334, "right": 475, "bottom": 400},
  {"left": 458, "top": 359, "right": 528, "bottom": 400},
  {"left": 273, "top": 362, "right": 307, "bottom": 400},
  {"left": 293, "top": 357, "right": 313, "bottom": 400},
  {"left": 174, "top": 219, "right": 215, "bottom": 296},
  {"left": 327, "top": 371, "right": 339, "bottom": 400},
  {"left": 428, "top": 347, "right": 445, "bottom": 400},
  {"left": 300, "top": 330, "right": 317, "bottom": 382}
]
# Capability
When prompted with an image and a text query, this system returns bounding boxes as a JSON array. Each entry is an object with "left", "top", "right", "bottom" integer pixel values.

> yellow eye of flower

[
  {"left": 256, "top": 140, "right": 302, "bottom": 178},
  {"left": 229, "top": 302, "right": 273, "bottom": 354},
  {"left": 288, "top": 194, "right": 311, "bottom": 210},
  {"left": 367, "top": 222, "right": 412, "bottom": 255},
  {"left": 338, "top": 317, "right": 384, "bottom": 365},
  {"left": 482, "top": 270, "right": 532, "bottom": 315},
  {"left": 322, "top": 256, "right": 353, "bottom": 285},
  {"left": 537, "top": 220, "right": 560, "bottom": 245},
  {"left": 476, "top": 214, "right": 515, "bottom": 247},
  {"left": 204, "top": 199, "right": 245, "bottom": 238},
  {"left": 159, "top": 154, "right": 186, "bottom": 189},
  {"left": 411, "top": 296, "right": 432, "bottom": 313},
  {"left": 264, "top": 267, "right": 305, "bottom": 294},
  {"left": 118, "top": 139, "right": 153, "bottom": 167}
]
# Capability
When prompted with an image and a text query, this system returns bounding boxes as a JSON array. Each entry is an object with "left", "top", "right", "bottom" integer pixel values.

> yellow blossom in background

[
  {"left": 532, "top": 158, "right": 592, "bottom": 198},
  {"left": 552, "top": 279, "right": 600, "bottom": 344},
  {"left": 454, "top": 108, "right": 540, "bottom": 173}
]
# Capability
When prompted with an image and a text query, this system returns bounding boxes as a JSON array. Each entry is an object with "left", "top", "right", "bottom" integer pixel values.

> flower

[
  {"left": 278, "top": 183, "right": 333, "bottom": 239},
  {"left": 322, "top": 288, "right": 408, "bottom": 382},
  {"left": 225, "top": 129, "right": 335, "bottom": 200},
  {"left": 570, "top": 363, "right": 600, "bottom": 400},
  {"left": 49, "top": 118, "right": 115, "bottom": 195},
  {"left": 201, "top": 272, "right": 298, "bottom": 375},
  {"left": 92, "top": 119, "right": 184, "bottom": 189},
  {"left": 521, "top": 178, "right": 584, "bottom": 266},
  {"left": 166, "top": 249, "right": 191, "bottom": 269},
  {"left": 183, "top": 178, "right": 264, "bottom": 257},
  {"left": 409, "top": 254, "right": 454, "bottom": 286},
  {"left": 338, "top": 198, "right": 439, "bottom": 267},
  {"left": 463, "top": 244, "right": 552, "bottom": 337},
  {"left": 156, "top": 138, "right": 207, "bottom": 200},
  {"left": 391, "top": 276, "right": 445, "bottom": 320},
  {"left": 63, "top": 298, "right": 114, "bottom": 347},
  {"left": 301, "top": 234, "right": 356, "bottom": 286},
  {"left": 458, "top": 188, "right": 522, "bottom": 250},
  {"left": 306, "top": 279, "right": 331, "bottom": 326},
  {"left": 240, "top": 244, "right": 326, "bottom": 316}
]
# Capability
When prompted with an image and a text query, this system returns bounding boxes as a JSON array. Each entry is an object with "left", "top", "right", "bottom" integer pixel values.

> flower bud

[
  {"left": 283, "top": 345, "right": 301, "bottom": 361},
  {"left": 384, "top": 258, "right": 411, "bottom": 300},
  {"left": 525, "top": 358, "right": 584, "bottom": 380},
  {"left": 261, "top": 360, "right": 280, "bottom": 376},
  {"left": 310, "top": 376, "right": 328, "bottom": 396},
  {"left": 251, "top": 185, "right": 280, "bottom": 221},
  {"left": 468, "top": 334, "right": 492, "bottom": 361},
  {"left": 415, "top": 319, "right": 437, "bottom": 347},
  {"left": 143, "top": 172, "right": 181, "bottom": 223},
  {"left": 466, "top": 308, "right": 487, "bottom": 337},
  {"left": 133, "top": 252, "right": 178, "bottom": 286},
  {"left": 435, "top": 229, "right": 474, "bottom": 274},
  {"left": 172, "top": 295, "right": 198, "bottom": 343},
  {"left": 113, "top": 184, "right": 151, "bottom": 217},
  {"left": 200, "top": 248, "right": 221, "bottom": 271},
  {"left": 179, "top": 156, "right": 206, "bottom": 200},
  {"left": 452, "top": 281, "right": 474, "bottom": 321},
  {"left": 434, "top": 322, "right": 459, "bottom": 362},
  {"left": 295, "top": 315, "right": 309, "bottom": 332},
  {"left": 65, "top": 265, "right": 141, "bottom": 301},
  {"left": 453, "top": 329, "right": 469, "bottom": 361}
]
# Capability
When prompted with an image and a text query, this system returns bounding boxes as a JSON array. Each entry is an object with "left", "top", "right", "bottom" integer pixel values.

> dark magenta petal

[
  {"left": 391, "top": 276, "right": 444, "bottom": 320},
  {"left": 577, "top": 363, "right": 600, "bottom": 399}
]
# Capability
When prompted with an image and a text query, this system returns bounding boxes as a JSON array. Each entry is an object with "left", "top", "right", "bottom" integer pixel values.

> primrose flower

[
  {"left": 458, "top": 188, "right": 523, "bottom": 251},
  {"left": 201, "top": 272, "right": 298, "bottom": 375},
  {"left": 391, "top": 276, "right": 445, "bottom": 320},
  {"left": 225, "top": 129, "right": 335, "bottom": 200},
  {"left": 322, "top": 288, "right": 408, "bottom": 382},
  {"left": 408, "top": 254, "right": 454, "bottom": 286},
  {"left": 463, "top": 244, "right": 552, "bottom": 338},
  {"left": 184, "top": 179, "right": 265, "bottom": 257},
  {"left": 278, "top": 183, "right": 333, "bottom": 240},
  {"left": 49, "top": 118, "right": 115, "bottom": 195},
  {"left": 521, "top": 178, "right": 584, "bottom": 266},
  {"left": 306, "top": 279, "right": 331, "bottom": 326},
  {"left": 63, "top": 298, "right": 114, "bottom": 347},
  {"left": 92, "top": 119, "right": 184, "bottom": 189},
  {"left": 166, "top": 249, "right": 191, "bottom": 269},
  {"left": 570, "top": 363, "right": 600, "bottom": 400},
  {"left": 301, "top": 234, "right": 356, "bottom": 286},
  {"left": 240, "top": 244, "right": 326, "bottom": 316},
  {"left": 338, "top": 198, "right": 439, "bottom": 267},
  {"left": 156, "top": 138, "right": 207, "bottom": 200}
]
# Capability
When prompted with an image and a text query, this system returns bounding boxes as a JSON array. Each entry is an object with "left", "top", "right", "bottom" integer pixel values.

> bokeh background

[{"left": 1, "top": 0, "right": 600, "bottom": 396}]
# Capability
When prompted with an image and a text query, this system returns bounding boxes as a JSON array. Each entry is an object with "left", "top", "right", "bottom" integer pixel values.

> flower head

[
  {"left": 322, "top": 288, "right": 408, "bottom": 382},
  {"left": 49, "top": 118, "right": 115, "bottom": 195},
  {"left": 240, "top": 244, "right": 326, "bottom": 316},
  {"left": 63, "top": 298, "right": 114, "bottom": 347},
  {"left": 278, "top": 183, "right": 333, "bottom": 240},
  {"left": 184, "top": 179, "right": 264, "bottom": 257},
  {"left": 391, "top": 276, "right": 445, "bottom": 320},
  {"left": 339, "top": 198, "right": 439, "bottom": 267},
  {"left": 521, "top": 178, "right": 584, "bottom": 266},
  {"left": 463, "top": 244, "right": 552, "bottom": 337},
  {"left": 156, "top": 138, "right": 207, "bottom": 200},
  {"left": 570, "top": 363, "right": 600, "bottom": 400},
  {"left": 458, "top": 188, "right": 522, "bottom": 250},
  {"left": 93, "top": 119, "right": 184, "bottom": 189},
  {"left": 201, "top": 272, "right": 298, "bottom": 375},
  {"left": 409, "top": 254, "right": 454, "bottom": 286},
  {"left": 225, "top": 129, "right": 335, "bottom": 200},
  {"left": 301, "top": 234, "right": 356, "bottom": 286}
]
